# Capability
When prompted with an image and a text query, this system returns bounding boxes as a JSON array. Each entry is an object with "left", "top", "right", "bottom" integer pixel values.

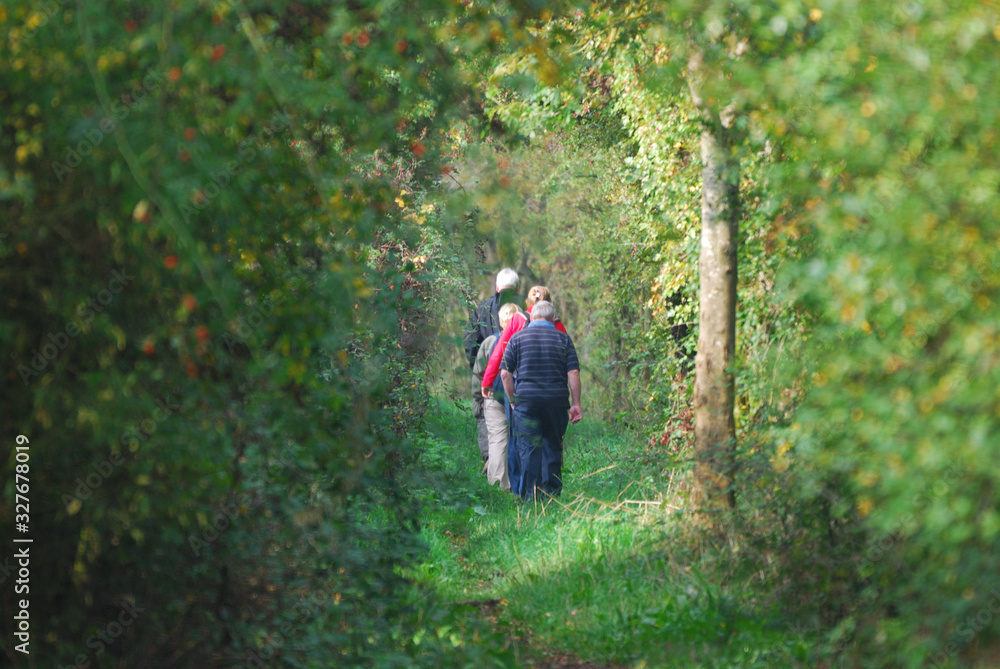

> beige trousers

[{"left": 483, "top": 398, "right": 510, "bottom": 490}]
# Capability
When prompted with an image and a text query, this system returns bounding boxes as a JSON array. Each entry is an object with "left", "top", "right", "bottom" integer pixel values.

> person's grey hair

[
  {"left": 531, "top": 300, "right": 555, "bottom": 322},
  {"left": 495, "top": 267, "right": 519, "bottom": 290}
]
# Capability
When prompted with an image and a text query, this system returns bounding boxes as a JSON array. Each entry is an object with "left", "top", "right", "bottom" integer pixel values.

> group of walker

[{"left": 464, "top": 268, "right": 583, "bottom": 501}]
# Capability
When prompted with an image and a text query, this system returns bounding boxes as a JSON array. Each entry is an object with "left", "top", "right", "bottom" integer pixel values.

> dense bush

[
  {"left": 0, "top": 1, "right": 485, "bottom": 666},
  {"left": 763, "top": 2, "right": 1000, "bottom": 664}
]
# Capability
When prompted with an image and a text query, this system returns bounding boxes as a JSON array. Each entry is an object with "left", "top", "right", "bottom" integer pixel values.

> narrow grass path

[{"left": 405, "top": 400, "right": 806, "bottom": 668}]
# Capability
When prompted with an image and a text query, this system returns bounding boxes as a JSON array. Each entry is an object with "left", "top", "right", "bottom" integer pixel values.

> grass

[{"left": 402, "top": 399, "right": 810, "bottom": 668}]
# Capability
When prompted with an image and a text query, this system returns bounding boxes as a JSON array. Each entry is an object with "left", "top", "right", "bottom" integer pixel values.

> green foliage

[
  {"left": 761, "top": 1, "right": 1000, "bottom": 664},
  {"left": 0, "top": 0, "right": 488, "bottom": 666},
  {"left": 6, "top": 0, "right": 1000, "bottom": 666}
]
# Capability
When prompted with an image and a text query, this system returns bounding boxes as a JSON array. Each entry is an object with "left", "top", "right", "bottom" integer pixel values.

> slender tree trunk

[{"left": 688, "top": 56, "right": 739, "bottom": 512}]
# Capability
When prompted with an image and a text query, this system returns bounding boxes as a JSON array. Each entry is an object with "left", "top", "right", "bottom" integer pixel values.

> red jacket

[{"left": 481, "top": 306, "right": 567, "bottom": 390}]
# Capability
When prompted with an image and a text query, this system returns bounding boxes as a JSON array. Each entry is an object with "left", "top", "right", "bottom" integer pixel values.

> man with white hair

[
  {"left": 464, "top": 267, "right": 519, "bottom": 367},
  {"left": 500, "top": 300, "right": 582, "bottom": 499},
  {"left": 465, "top": 267, "right": 519, "bottom": 466}
]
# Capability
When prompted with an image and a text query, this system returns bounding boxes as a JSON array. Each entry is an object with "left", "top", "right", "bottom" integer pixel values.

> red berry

[{"left": 164, "top": 255, "right": 178, "bottom": 269}]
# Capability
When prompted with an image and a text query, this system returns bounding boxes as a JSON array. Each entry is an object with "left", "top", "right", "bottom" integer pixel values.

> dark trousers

[
  {"left": 505, "top": 397, "right": 519, "bottom": 494},
  {"left": 510, "top": 403, "right": 568, "bottom": 500},
  {"left": 475, "top": 414, "right": 489, "bottom": 461}
]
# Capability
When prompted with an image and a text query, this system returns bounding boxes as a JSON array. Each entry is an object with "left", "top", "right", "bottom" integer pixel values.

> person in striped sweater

[{"left": 499, "top": 301, "right": 583, "bottom": 500}]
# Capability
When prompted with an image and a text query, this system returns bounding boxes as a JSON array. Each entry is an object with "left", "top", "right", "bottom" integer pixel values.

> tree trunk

[{"left": 688, "top": 58, "right": 739, "bottom": 512}]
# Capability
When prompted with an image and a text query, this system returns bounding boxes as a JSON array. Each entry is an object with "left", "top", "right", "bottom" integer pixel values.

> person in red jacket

[{"left": 526, "top": 286, "right": 567, "bottom": 333}]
